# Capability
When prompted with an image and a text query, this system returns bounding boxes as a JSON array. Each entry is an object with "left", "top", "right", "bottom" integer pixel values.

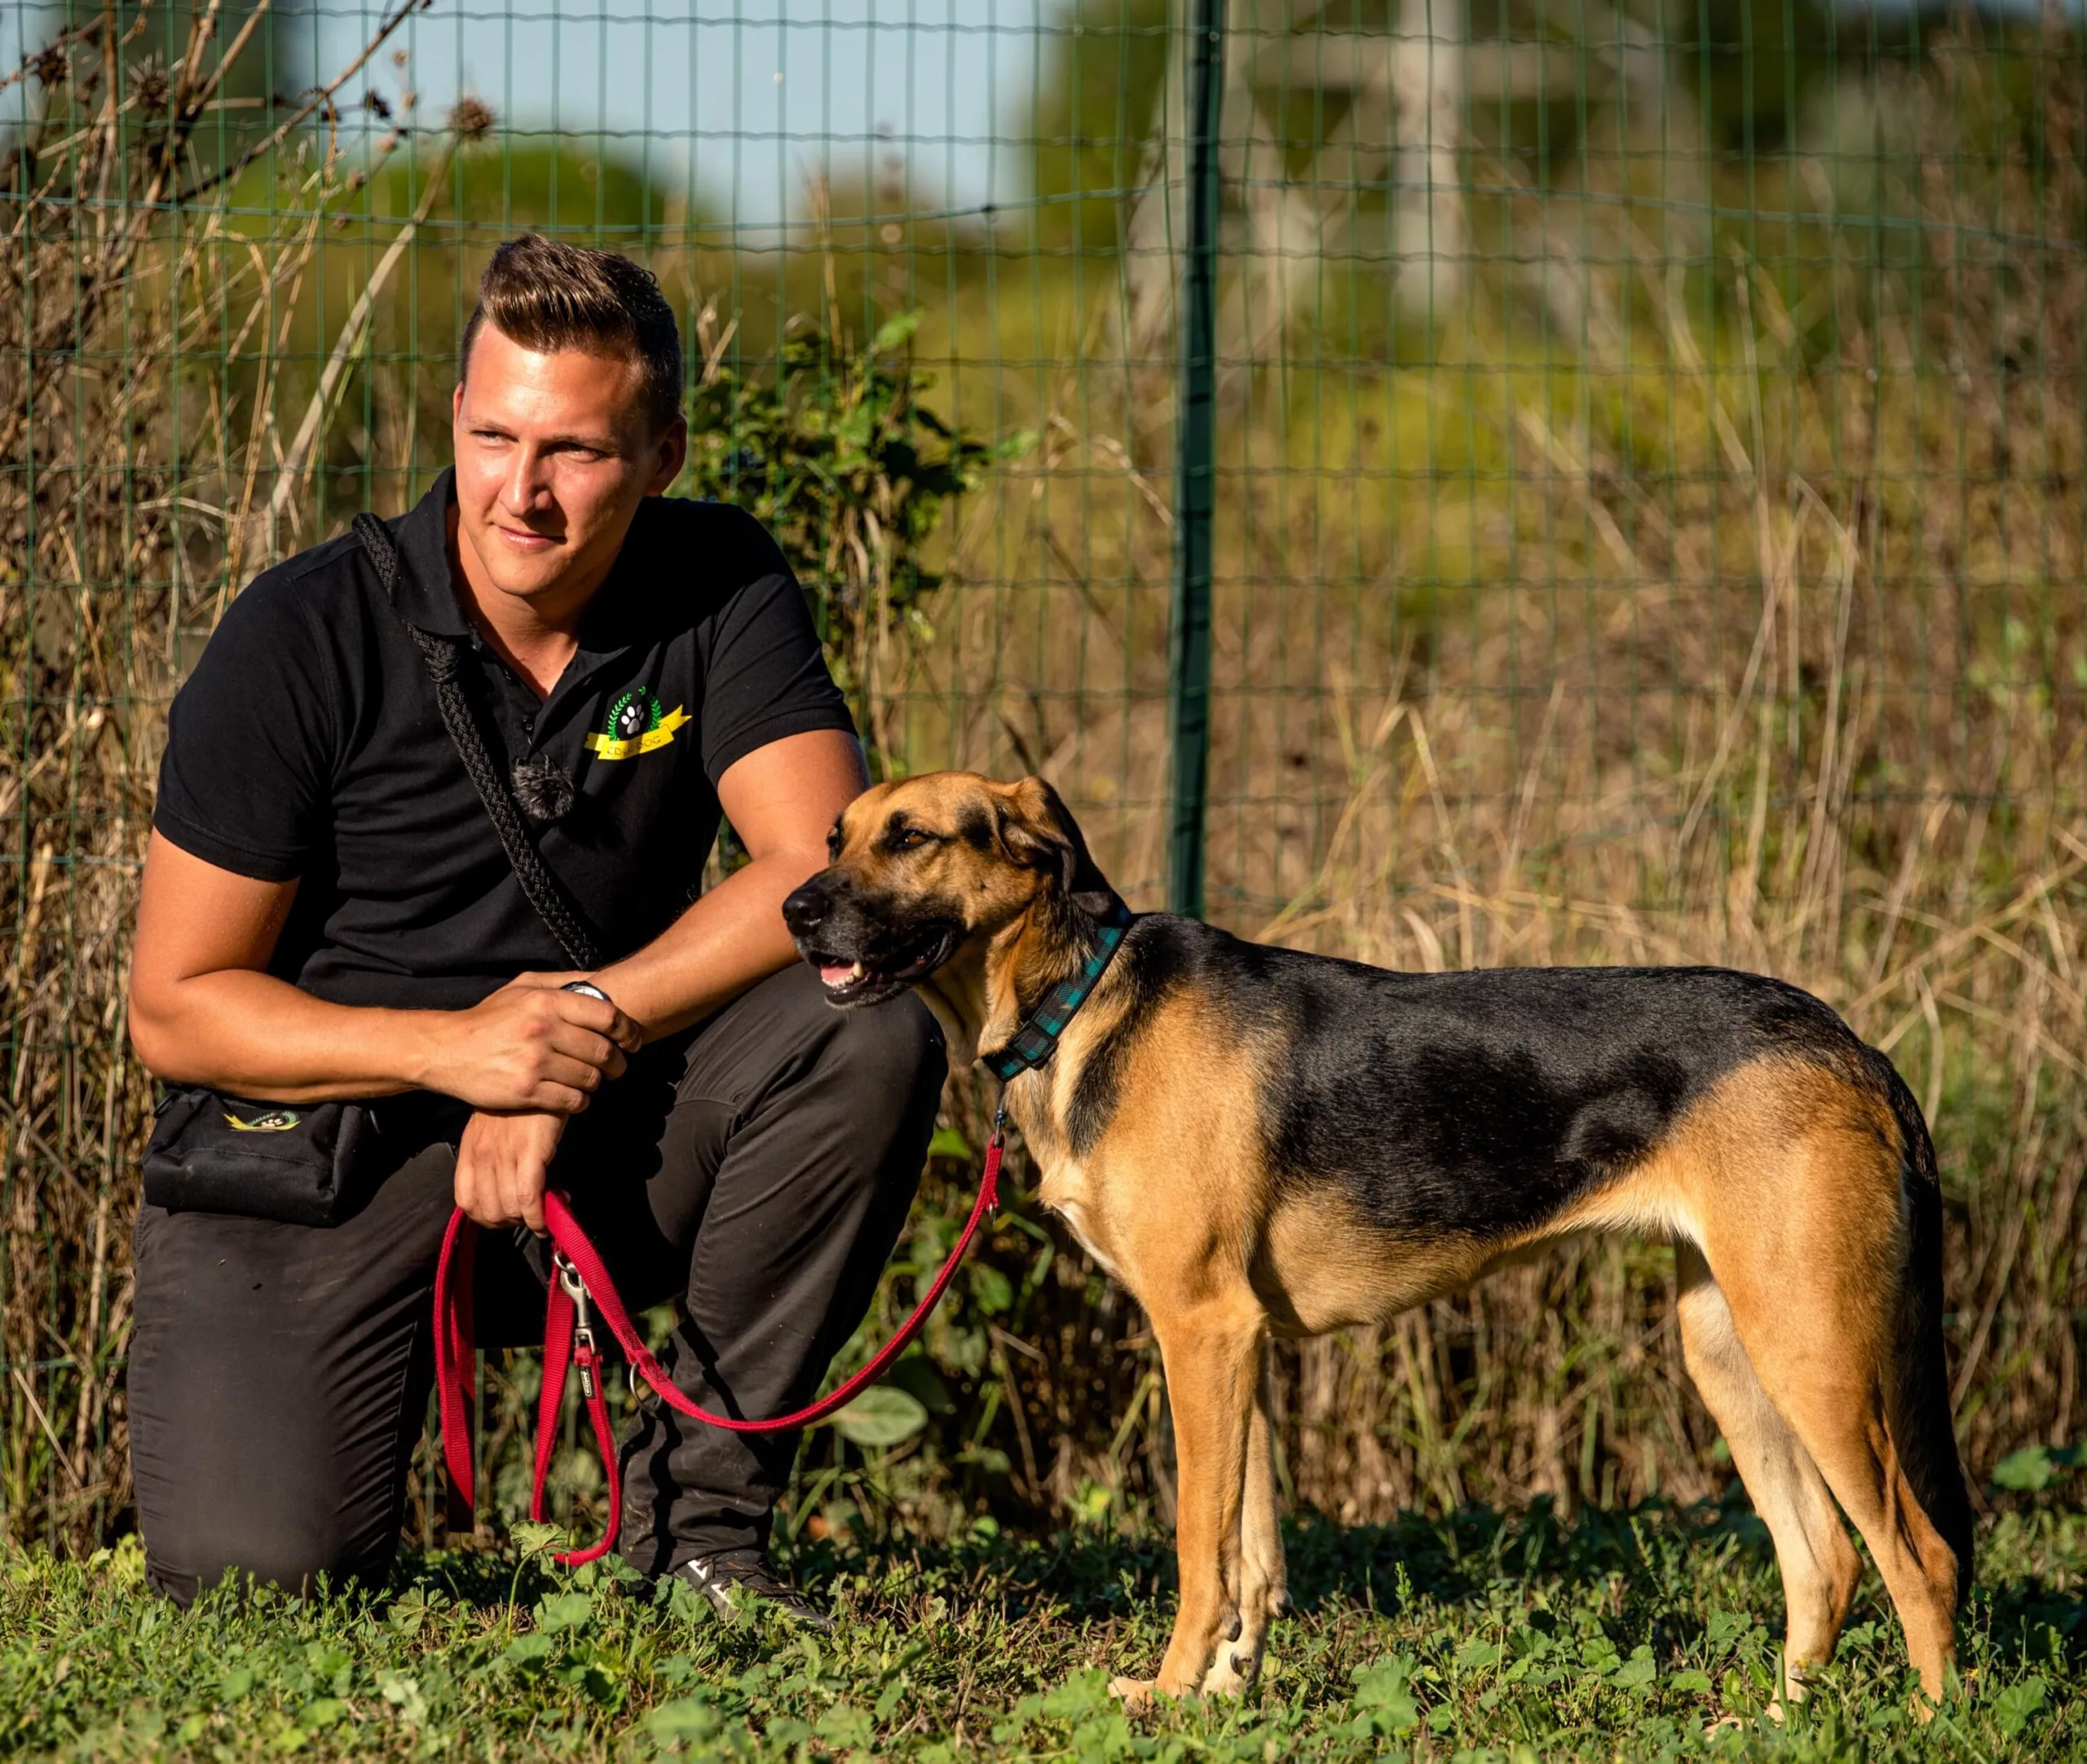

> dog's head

[{"left": 783, "top": 772, "right": 1114, "bottom": 1008}]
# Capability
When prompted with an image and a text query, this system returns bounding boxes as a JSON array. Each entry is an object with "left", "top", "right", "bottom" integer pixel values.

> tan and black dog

[{"left": 782, "top": 772, "right": 1972, "bottom": 1709}]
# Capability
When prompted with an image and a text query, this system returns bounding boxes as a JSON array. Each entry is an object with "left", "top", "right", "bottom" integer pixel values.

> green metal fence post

[{"left": 1167, "top": 0, "right": 1224, "bottom": 920}]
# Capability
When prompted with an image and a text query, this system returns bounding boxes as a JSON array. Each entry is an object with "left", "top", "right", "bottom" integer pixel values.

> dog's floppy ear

[{"left": 996, "top": 777, "right": 1114, "bottom": 915}]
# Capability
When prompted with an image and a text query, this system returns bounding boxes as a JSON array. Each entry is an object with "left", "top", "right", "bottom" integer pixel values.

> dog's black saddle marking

[
  {"left": 1264, "top": 950, "right": 1861, "bottom": 1236},
  {"left": 1065, "top": 915, "right": 1872, "bottom": 1240}
]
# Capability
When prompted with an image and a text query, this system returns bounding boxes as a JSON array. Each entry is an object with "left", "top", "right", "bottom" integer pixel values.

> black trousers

[{"left": 127, "top": 967, "right": 944, "bottom": 1605}]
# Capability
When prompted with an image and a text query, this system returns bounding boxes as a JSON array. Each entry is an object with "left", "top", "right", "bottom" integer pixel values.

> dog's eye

[{"left": 896, "top": 827, "right": 935, "bottom": 850}]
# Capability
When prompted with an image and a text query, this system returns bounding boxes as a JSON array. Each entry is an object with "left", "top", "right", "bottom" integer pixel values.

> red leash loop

[{"left": 436, "top": 1122, "right": 1005, "bottom": 1568}]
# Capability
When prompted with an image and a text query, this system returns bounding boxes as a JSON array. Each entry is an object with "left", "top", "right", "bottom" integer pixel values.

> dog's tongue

[{"left": 819, "top": 962, "right": 859, "bottom": 987}]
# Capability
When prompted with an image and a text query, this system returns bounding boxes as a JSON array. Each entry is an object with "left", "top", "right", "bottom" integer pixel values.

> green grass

[{"left": 3, "top": 1496, "right": 2082, "bottom": 1761}]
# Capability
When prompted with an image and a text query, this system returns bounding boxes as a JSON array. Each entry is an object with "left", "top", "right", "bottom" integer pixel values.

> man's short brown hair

[{"left": 459, "top": 235, "right": 684, "bottom": 434}]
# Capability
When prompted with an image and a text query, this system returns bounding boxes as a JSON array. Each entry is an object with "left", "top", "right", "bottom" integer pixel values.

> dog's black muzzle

[{"left": 783, "top": 871, "right": 960, "bottom": 1008}]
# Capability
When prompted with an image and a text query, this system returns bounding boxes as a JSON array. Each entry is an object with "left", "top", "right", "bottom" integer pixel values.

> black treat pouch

[{"left": 142, "top": 1088, "right": 384, "bottom": 1228}]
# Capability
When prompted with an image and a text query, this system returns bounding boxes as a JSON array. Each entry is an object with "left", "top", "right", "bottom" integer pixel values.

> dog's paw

[
  {"left": 1198, "top": 1651, "right": 1253, "bottom": 1699},
  {"left": 1107, "top": 1675, "right": 1158, "bottom": 1713}
]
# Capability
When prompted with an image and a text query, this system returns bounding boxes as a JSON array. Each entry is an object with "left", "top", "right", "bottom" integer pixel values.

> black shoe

[{"left": 675, "top": 1548, "right": 833, "bottom": 1631}]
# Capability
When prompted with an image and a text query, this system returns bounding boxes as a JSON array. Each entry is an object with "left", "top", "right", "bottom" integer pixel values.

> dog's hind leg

[
  {"left": 1697, "top": 1097, "right": 1966, "bottom": 1705},
  {"left": 1202, "top": 1343, "right": 1286, "bottom": 1696},
  {"left": 1110, "top": 1294, "right": 1265, "bottom": 1705},
  {"left": 1676, "top": 1243, "right": 1861, "bottom": 1704}
]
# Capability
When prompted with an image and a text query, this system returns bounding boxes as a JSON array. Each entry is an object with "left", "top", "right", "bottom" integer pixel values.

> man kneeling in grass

[{"left": 126, "top": 235, "right": 942, "bottom": 1621}]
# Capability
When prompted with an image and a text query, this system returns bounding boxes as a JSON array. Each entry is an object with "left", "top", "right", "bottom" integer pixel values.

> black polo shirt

[{"left": 153, "top": 470, "right": 855, "bottom": 1011}]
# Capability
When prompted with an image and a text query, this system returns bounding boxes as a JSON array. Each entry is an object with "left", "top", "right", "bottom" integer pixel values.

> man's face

[{"left": 450, "top": 324, "right": 687, "bottom": 612}]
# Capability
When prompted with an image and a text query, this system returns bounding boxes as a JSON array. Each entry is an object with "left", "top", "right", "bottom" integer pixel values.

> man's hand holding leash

[
  {"left": 440, "top": 975, "right": 638, "bottom": 1234},
  {"left": 454, "top": 1109, "right": 570, "bottom": 1235}
]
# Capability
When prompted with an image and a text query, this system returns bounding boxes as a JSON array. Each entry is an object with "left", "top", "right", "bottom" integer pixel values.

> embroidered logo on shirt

[
  {"left": 586, "top": 687, "right": 690, "bottom": 761},
  {"left": 224, "top": 1109, "right": 302, "bottom": 1132}
]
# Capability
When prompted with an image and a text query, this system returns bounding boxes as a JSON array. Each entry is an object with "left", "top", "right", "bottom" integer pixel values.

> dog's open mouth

[{"left": 802, "top": 928, "right": 956, "bottom": 1007}]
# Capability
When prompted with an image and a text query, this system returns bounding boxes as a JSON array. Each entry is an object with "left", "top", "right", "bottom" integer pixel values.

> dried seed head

[
  {"left": 364, "top": 88, "right": 393, "bottom": 121},
  {"left": 31, "top": 44, "right": 68, "bottom": 90},
  {"left": 128, "top": 55, "right": 170, "bottom": 117},
  {"left": 451, "top": 96, "right": 494, "bottom": 141}
]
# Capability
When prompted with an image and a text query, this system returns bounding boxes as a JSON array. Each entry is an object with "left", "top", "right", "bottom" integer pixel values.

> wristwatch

[{"left": 561, "top": 980, "right": 612, "bottom": 1004}]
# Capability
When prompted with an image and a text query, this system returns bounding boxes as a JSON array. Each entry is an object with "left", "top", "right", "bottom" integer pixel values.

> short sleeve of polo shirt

[
  {"left": 691, "top": 505, "right": 857, "bottom": 784},
  {"left": 152, "top": 567, "right": 341, "bottom": 883}
]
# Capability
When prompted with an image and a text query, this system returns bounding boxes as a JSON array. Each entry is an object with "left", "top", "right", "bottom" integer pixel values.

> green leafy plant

[
  {"left": 681, "top": 306, "right": 1033, "bottom": 767},
  {"left": 1990, "top": 1444, "right": 2082, "bottom": 1493}
]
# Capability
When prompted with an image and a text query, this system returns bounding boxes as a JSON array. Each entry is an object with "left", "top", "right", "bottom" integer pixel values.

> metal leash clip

[
  {"left": 986, "top": 1099, "right": 1009, "bottom": 1215},
  {"left": 553, "top": 1251, "right": 599, "bottom": 1399}
]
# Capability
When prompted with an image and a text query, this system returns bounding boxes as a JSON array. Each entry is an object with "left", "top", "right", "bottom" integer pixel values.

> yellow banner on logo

[{"left": 585, "top": 704, "right": 691, "bottom": 761}]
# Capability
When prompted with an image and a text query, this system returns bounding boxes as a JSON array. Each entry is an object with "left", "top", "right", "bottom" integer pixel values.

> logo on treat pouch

[
  {"left": 586, "top": 686, "right": 690, "bottom": 761},
  {"left": 224, "top": 1109, "right": 301, "bottom": 1132}
]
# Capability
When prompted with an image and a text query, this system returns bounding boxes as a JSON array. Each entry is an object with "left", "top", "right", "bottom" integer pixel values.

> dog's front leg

[
  {"left": 1209, "top": 1345, "right": 1286, "bottom": 1695},
  {"left": 1110, "top": 1299, "right": 1264, "bottom": 1709}
]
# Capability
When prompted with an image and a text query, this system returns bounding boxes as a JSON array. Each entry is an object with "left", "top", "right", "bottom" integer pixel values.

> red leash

[{"left": 435, "top": 1114, "right": 1005, "bottom": 1567}]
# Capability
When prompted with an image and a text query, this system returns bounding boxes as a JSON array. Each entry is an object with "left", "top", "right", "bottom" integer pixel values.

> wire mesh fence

[{"left": 4, "top": 0, "right": 2085, "bottom": 1554}]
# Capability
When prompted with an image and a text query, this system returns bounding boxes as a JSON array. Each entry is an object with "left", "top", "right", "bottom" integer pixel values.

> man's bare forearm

[
  {"left": 593, "top": 844, "right": 826, "bottom": 1039},
  {"left": 131, "top": 964, "right": 641, "bottom": 1112},
  {"left": 129, "top": 852, "right": 819, "bottom": 1100},
  {"left": 129, "top": 970, "right": 455, "bottom": 1102}
]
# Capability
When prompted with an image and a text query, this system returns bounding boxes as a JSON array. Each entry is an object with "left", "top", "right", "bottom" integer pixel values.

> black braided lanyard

[{"left": 351, "top": 513, "right": 603, "bottom": 971}]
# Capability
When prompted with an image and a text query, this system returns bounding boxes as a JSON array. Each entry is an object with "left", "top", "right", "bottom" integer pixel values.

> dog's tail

[{"left": 1869, "top": 1048, "right": 1975, "bottom": 1603}]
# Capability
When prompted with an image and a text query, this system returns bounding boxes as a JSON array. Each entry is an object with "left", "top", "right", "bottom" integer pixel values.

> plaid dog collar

[{"left": 981, "top": 897, "right": 1136, "bottom": 1083}]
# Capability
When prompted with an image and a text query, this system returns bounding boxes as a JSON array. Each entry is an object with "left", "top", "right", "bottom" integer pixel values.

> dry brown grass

[
  {"left": 0, "top": 2, "right": 479, "bottom": 1544},
  {"left": 890, "top": 37, "right": 2087, "bottom": 1533},
  {"left": 3, "top": 10, "right": 2084, "bottom": 1553}
]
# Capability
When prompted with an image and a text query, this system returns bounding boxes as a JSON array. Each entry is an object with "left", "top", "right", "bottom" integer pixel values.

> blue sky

[
  {"left": 310, "top": 0, "right": 1052, "bottom": 227},
  {"left": 2, "top": 1, "right": 1054, "bottom": 226}
]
